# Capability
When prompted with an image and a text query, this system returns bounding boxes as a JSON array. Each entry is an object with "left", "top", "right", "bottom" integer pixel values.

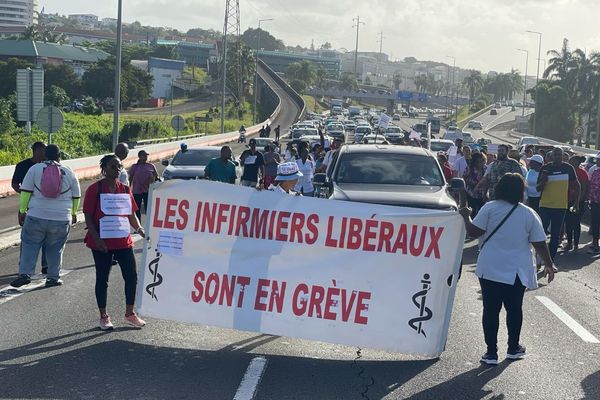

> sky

[{"left": 39, "top": 0, "right": 600, "bottom": 74}]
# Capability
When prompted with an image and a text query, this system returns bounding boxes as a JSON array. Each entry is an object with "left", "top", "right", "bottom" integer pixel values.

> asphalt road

[
  {"left": 1, "top": 213, "right": 600, "bottom": 399},
  {"left": 2, "top": 103, "right": 600, "bottom": 399}
]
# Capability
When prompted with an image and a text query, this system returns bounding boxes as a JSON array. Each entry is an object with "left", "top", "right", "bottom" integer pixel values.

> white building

[
  {"left": 101, "top": 17, "right": 117, "bottom": 28},
  {"left": 68, "top": 14, "right": 98, "bottom": 30},
  {"left": 139, "top": 57, "right": 186, "bottom": 99},
  {"left": 0, "top": 0, "right": 36, "bottom": 26}
]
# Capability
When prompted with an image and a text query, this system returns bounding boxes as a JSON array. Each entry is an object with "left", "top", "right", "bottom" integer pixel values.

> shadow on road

[{"left": 581, "top": 368, "right": 600, "bottom": 399}]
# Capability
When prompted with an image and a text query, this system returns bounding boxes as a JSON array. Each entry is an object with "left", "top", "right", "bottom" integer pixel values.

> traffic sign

[
  {"left": 171, "top": 115, "right": 186, "bottom": 131},
  {"left": 16, "top": 68, "right": 44, "bottom": 123},
  {"left": 195, "top": 115, "right": 213, "bottom": 123},
  {"left": 576, "top": 126, "right": 584, "bottom": 136},
  {"left": 36, "top": 106, "right": 64, "bottom": 144}
]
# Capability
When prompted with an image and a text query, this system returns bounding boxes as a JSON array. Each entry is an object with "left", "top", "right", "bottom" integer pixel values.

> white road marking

[
  {"left": 536, "top": 296, "right": 600, "bottom": 344},
  {"left": 233, "top": 356, "right": 268, "bottom": 400}
]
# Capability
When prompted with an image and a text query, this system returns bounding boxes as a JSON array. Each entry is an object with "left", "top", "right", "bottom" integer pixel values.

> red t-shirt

[{"left": 83, "top": 180, "right": 138, "bottom": 250}]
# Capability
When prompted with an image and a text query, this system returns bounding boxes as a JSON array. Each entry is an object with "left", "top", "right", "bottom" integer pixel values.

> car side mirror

[
  {"left": 161, "top": 159, "right": 169, "bottom": 166},
  {"left": 313, "top": 173, "right": 327, "bottom": 185},
  {"left": 449, "top": 178, "right": 465, "bottom": 190}
]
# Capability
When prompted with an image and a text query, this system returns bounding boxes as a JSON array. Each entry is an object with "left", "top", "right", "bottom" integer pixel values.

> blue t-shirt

[{"left": 205, "top": 158, "right": 237, "bottom": 183}]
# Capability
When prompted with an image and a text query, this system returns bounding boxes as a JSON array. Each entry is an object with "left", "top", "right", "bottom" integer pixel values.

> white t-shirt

[
  {"left": 295, "top": 158, "right": 315, "bottom": 193},
  {"left": 526, "top": 169, "right": 541, "bottom": 198},
  {"left": 118, "top": 168, "right": 129, "bottom": 186},
  {"left": 472, "top": 200, "right": 546, "bottom": 289},
  {"left": 452, "top": 157, "right": 468, "bottom": 177},
  {"left": 21, "top": 161, "right": 81, "bottom": 221}
]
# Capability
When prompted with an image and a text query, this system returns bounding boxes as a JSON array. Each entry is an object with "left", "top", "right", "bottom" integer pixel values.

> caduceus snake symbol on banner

[
  {"left": 145, "top": 251, "right": 163, "bottom": 301},
  {"left": 408, "top": 274, "right": 433, "bottom": 337}
]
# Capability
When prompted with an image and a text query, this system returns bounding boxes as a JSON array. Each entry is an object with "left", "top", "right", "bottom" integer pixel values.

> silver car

[{"left": 161, "top": 146, "right": 222, "bottom": 180}]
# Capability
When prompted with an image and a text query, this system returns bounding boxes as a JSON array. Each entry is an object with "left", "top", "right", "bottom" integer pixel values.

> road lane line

[
  {"left": 536, "top": 296, "right": 600, "bottom": 344},
  {"left": 233, "top": 356, "right": 268, "bottom": 400}
]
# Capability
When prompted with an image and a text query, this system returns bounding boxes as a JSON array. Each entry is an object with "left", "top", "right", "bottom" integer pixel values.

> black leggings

[
  {"left": 479, "top": 276, "right": 526, "bottom": 353},
  {"left": 92, "top": 248, "right": 137, "bottom": 309},
  {"left": 133, "top": 192, "right": 149, "bottom": 220}
]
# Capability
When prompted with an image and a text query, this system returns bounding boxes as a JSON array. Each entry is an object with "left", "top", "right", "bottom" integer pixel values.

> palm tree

[
  {"left": 463, "top": 70, "right": 484, "bottom": 109},
  {"left": 287, "top": 60, "right": 316, "bottom": 87},
  {"left": 392, "top": 73, "right": 402, "bottom": 90},
  {"left": 414, "top": 74, "right": 428, "bottom": 93},
  {"left": 544, "top": 38, "right": 576, "bottom": 82},
  {"left": 21, "top": 25, "right": 42, "bottom": 41}
]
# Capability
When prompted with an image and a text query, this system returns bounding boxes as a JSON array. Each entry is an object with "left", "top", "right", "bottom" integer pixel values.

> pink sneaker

[
  {"left": 124, "top": 313, "right": 146, "bottom": 328},
  {"left": 99, "top": 315, "right": 114, "bottom": 331}
]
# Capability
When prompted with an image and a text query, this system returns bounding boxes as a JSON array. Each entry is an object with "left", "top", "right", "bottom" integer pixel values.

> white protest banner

[
  {"left": 100, "top": 193, "right": 132, "bottom": 215},
  {"left": 378, "top": 113, "right": 390, "bottom": 129},
  {"left": 138, "top": 180, "right": 465, "bottom": 357}
]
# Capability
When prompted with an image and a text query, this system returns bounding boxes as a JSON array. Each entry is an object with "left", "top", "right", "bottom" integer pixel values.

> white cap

[
  {"left": 276, "top": 162, "right": 303, "bottom": 181},
  {"left": 528, "top": 154, "right": 544, "bottom": 164}
]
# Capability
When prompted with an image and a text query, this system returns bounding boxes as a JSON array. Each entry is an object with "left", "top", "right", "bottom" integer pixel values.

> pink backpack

[{"left": 39, "top": 161, "right": 65, "bottom": 198}]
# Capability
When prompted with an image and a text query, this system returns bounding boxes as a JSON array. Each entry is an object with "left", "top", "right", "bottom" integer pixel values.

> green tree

[
  {"left": 45, "top": 85, "right": 70, "bottom": 108},
  {"left": 289, "top": 79, "right": 306, "bottom": 93},
  {"left": 287, "top": 60, "right": 316, "bottom": 87},
  {"left": 392, "top": 73, "right": 402, "bottom": 90},
  {"left": 0, "top": 58, "right": 34, "bottom": 97},
  {"left": 241, "top": 28, "right": 285, "bottom": 51},
  {"left": 339, "top": 73, "right": 358, "bottom": 91},
  {"left": 149, "top": 45, "right": 177, "bottom": 59},
  {"left": 532, "top": 82, "right": 575, "bottom": 142},
  {"left": 44, "top": 64, "right": 81, "bottom": 98},
  {"left": 463, "top": 70, "right": 484, "bottom": 109}
]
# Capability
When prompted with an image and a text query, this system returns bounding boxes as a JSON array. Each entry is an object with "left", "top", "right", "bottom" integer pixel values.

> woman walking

[
  {"left": 83, "top": 154, "right": 147, "bottom": 330},
  {"left": 525, "top": 154, "right": 544, "bottom": 215},
  {"left": 295, "top": 148, "right": 315, "bottom": 196},
  {"left": 463, "top": 152, "right": 487, "bottom": 217},
  {"left": 459, "top": 173, "right": 554, "bottom": 365}
]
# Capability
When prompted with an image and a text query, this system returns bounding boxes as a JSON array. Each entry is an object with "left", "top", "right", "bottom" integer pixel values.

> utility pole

[
  {"left": 220, "top": 0, "right": 241, "bottom": 134},
  {"left": 517, "top": 48, "right": 529, "bottom": 117},
  {"left": 111, "top": 0, "right": 123, "bottom": 151},
  {"left": 353, "top": 16, "right": 365, "bottom": 79},
  {"left": 377, "top": 31, "right": 384, "bottom": 58},
  {"left": 526, "top": 30, "right": 542, "bottom": 136},
  {"left": 446, "top": 56, "right": 456, "bottom": 120}
]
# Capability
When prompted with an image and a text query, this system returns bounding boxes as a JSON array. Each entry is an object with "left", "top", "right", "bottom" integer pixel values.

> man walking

[
  {"left": 204, "top": 146, "right": 237, "bottom": 184},
  {"left": 240, "top": 138, "right": 265, "bottom": 187},
  {"left": 10, "top": 144, "right": 81, "bottom": 288},
  {"left": 263, "top": 145, "right": 281, "bottom": 189},
  {"left": 475, "top": 144, "right": 523, "bottom": 199},
  {"left": 11, "top": 141, "right": 48, "bottom": 274},
  {"left": 129, "top": 150, "right": 158, "bottom": 221},
  {"left": 537, "top": 147, "right": 580, "bottom": 260},
  {"left": 115, "top": 142, "right": 130, "bottom": 185},
  {"left": 274, "top": 125, "right": 281, "bottom": 141}
]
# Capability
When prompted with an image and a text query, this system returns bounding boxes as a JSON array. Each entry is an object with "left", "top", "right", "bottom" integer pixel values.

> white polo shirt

[{"left": 472, "top": 200, "right": 546, "bottom": 289}]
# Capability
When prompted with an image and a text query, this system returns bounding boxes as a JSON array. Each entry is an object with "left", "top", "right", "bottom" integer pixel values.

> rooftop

[{"left": 0, "top": 39, "right": 109, "bottom": 63}]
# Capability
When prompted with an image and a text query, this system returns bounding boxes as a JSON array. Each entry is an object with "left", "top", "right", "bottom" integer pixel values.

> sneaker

[
  {"left": 480, "top": 352, "right": 498, "bottom": 365},
  {"left": 507, "top": 345, "right": 526, "bottom": 360},
  {"left": 124, "top": 313, "right": 146, "bottom": 328},
  {"left": 45, "top": 279, "right": 63, "bottom": 287},
  {"left": 10, "top": 275, "right": 31, "bottom": 288},
  {"left": 41, "top": 266, "right": 48, "bottom": 274},
  {"left": 99, "top": 315, "right": 114, "bottom": 331}
]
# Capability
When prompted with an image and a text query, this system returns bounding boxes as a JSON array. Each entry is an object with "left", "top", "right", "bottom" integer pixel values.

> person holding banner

[
  {"left": 459, "top": 173, "right": 554, "bottom": 365},
  {"left": 268, "top": 162, "right": 303, "bottom": 195},
  {"left": 83, "top": 154, "right": 146, "bottom": 331}
]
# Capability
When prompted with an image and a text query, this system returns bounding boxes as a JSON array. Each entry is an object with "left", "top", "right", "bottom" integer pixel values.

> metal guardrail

[{"left": 257, "top": 60, "right": 306, "bottom": 121}]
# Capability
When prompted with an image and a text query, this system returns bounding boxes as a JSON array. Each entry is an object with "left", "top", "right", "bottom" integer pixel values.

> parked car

[
  {"left": 361, "top": 134, "right": 388, "bottom": 144},
  {"left": 253, "top": 137, "right": 276, "bottom": 150},
  {"left": 516, "top": 136, "right": 540, "bottom": 148},
  {"left": 490, "top": 108, "right": 498, "bottom": 115},
  {"left": 161, "top": 147, "right": 222, "bottom": 180},
  {"left": 462, "top": 132, "right": 475, "bottom": 145},
  {"left": 292, "top": 127, "right": 319, "bottom": 140},
  {"left": 313, "top": 144, "right": 461, "bottom": 210},
  {"left": 392, "top": 114, "right": 401, "bottom": 121},
  {"left": 384, "top": 126, "right": 405, "bottom": 144}
]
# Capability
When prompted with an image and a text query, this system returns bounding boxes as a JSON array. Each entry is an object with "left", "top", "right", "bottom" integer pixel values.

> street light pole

[
  {"left": 111, "top": 0, "right": 123, "bottom": 151},
  {"left": 446, "top": 56, "right": 456, "bottom": 120},
  {"left": 526, "top": 30, "right": 542, "bottom": 136},
  {"left": 517, "top": 48, "right": 529, "bottom": 117},
  {"left": 253, "top": 18, "right": 273, "bottom": 125}
]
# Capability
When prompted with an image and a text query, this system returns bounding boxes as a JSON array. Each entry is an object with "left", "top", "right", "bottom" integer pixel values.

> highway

[{"left": 2, "top": 99, "right": 600, "bottom": 398}]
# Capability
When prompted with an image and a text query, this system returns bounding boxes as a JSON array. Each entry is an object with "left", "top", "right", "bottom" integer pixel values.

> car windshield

[
  {"left": 386, "top": 127, "right": 402, "bottom": 133},
  {"left": 356, "top": 127, "right": 371, "bottom": 133},
  {"left": 335, "top": 153, "right": 444, "bottom": 186},
  {"left": 430, "top": 141, "right": 453, "bottom": 152},
  {"left": 171, "top": 149, "right": 220, "bottom": 166}
]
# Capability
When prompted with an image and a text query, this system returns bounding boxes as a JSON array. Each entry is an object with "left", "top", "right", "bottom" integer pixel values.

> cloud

[{"left": 39, "top": 0, "right": 600, "bottom": 72}]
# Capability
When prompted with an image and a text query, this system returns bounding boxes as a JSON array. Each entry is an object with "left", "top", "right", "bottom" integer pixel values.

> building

[
  {"left": 155, "top": 39, "right": 217, "bottom": 68},
  {"left": 0, "top": 39, "right": 109, "bottom": 75},
  {"left": 145, "top": 57, "right": 185, "bottom": 99},
  {"left": 0, "top": 0, "right": 36, "bottom": 26},
  {"left": 101, "top": 18, "right": 117, "bottom": 28},
  {"left": 257, "top": 50, "right": 341, "bottom": 78},
  {"left": 68, "top": 14, "right": 99, "bottom": 30}
]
